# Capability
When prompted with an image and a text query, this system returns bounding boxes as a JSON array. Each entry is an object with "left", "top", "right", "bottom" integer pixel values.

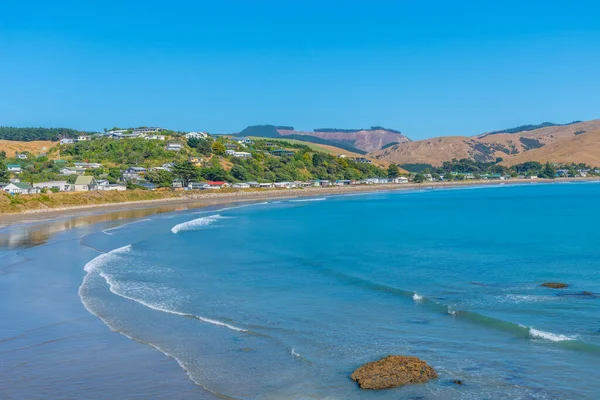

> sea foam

[
  {"left": 171, "top": 214, "right": 225, "bottom": 234},
  {"left": 289, "top": 198, "right": 327, "bottom": 202},
  {"left": 412, "top": 293, "right": 423, "bottom": 302},
  {"left": 528, "top": 328, "right": 576, "bottom": 342}
]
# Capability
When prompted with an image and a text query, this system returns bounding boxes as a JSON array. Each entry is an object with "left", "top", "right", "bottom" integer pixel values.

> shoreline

[{"left": 1, "top": 177, "right": 597, "bottom": 229}]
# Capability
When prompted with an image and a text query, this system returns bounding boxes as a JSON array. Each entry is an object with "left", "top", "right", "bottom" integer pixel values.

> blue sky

[{"left": 1, "top": 0, "right": 599, "bottom": 139}]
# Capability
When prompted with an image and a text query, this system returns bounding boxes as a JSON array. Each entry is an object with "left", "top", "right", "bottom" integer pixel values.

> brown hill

[
  {"left": 370, "top": 120, "right": 600, "bottom": 166},
  {"left": 276, "top": 128, "right": 410, "bottom": 153},
  {"left": 0, "top": 140, "right": 56, "bottom": 157}
]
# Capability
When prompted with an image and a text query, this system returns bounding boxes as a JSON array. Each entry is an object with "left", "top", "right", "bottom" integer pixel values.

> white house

[
  {"left": 74, "top": 176, "right": 96, "bottom": 192},
  {"left": 123, "top": 167, "right": 146, "bottom": 181},
  {"left": 17, "top": 154, "right": 28, "bottom": 160},
  {"left": 236, "top": 137, "right": 253, "bottom": 145},
  {"left": 99, "top": 184, "right": 127, "bottom": 191},
  {"left": 134, "top": 127, "right": 163, "bottom": 134},
  {"left": 185, "top": 132, "right": 208, "bottom": 139},
  {"left": 226, "top": 150, "right": 251, "bottom": 159},
  {"left": 77, "top": 135, "right": 91, "bottom": 141},
  {"left": 3, "top": 182, "right": 40, "bottom": 195},
  {"left": 60, "top": 167, "right": 85, "bottom": 176},
  {"left": 166, "top": 142, "right": 183, "bottom": 151},
  {"left": 34, "top": 181, "right": 72, "bottom": 192},
  {"left": 60, "top": 138, "right": 76, "bottom": 144},
  {"left": 274, "top": 182, "right": 296, "bottom": 189},
  {"left": 73, "top": 162, "right": 102, "bottom": 169},
  {"left": 7, "top": 164, "right": 21, "bottom": 174},
  {"left": 393, "top": 176, "right": 408, "bottom": 183},
  {"left": 233, "top": 183, "right": 250, "bottom": 189},
  {"left": 144, "top": 135, "right": 166, "bottom": 141}
]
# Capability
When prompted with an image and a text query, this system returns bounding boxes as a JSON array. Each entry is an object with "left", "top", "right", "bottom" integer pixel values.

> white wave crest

[
  {"left": 291, "top": 348, "right": 301, "bottom": 358},
  {"left": 171, "top": 214, "right": 226, "bottom": 234},
  {"left": 447, "top": 307, "right": 457, "bottom": 315},
  {"left": 413, "top": 293, "right": 423, "bottom": 302},
  {"left": 529, "top": 328, "right": 576, "bottom": 342},
  {"left": 98, "top": 272, "right": 247, "bottom": 332},
  {"left": 289, "top": 198, "right": 327, "bottom": 202},
  {"left": 83, "top": 245, "right": 132, "bottom": 273}
]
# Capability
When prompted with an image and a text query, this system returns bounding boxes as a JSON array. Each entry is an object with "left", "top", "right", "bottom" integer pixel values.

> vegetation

[
  {"left": 485, "top": 121, "right": 581, "bottom": 136},
  {"left": 237, "top": 125, "right": 283, "bottom": 138},
  {"left": 0, "top": 127, "right": 89, "bottom": 141}
]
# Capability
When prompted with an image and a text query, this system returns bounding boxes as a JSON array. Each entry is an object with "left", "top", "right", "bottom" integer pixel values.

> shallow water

[{"left": 2, "top": 182, "right": 600, "bottom": 399}]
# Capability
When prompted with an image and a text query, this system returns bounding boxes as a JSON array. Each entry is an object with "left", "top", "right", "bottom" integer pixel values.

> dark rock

[
  {"left": 350, "top": 355, "right": 437, "bottom": 390},
  {"left": 556, "top": 291, "right": 598, "bottom": 298},
  {"left": 541, "top": 282, "right": 569, "bottom": 289},
  {"left": 452, "top": 379, "right": 463, "bottom": 385}
]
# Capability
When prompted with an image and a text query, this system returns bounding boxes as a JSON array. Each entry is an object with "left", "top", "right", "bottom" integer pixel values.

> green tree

[
  {"left": 171, "top": 161, "right": 199, "bottom": 186},
  {"left": 0, "top": 161, "right": 9, "bottom": 182},
  {"left": 212, "top": 141, "right": 226, "bottom": 155},
  {"left": 231, "top": 164, "right": 249, "bottom": 181},
  {"left": 145, "top": 169, "right": 174, "bottom": 187},
  {"left": 413, "top": 173, "right": 425, "bottom": 183},
  {"left": 387, "top": 163, "right": 400, "bottom": 178},
  {"left": 541, "top": 162, "right": 556, "bottom": 179}
]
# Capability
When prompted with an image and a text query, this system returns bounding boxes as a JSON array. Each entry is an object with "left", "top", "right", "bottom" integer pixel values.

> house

[
  {"left": 226, "top": 151, "right": 252, "bottom": 159},
  {"left": 225, "top": 143, "right": 238, "bottom": 150},
  {"left": 578, "top": 169, "right": 589, "bottom": 177},
  {"left": 166, "top": 142, "right": 183, "bottom": 151},
  {"left": 77, "top": 135, "right": 91, "bottom": 141},
  {"left": 335, "top": 180, "right": 352, "bottom": 186},
  {"left": 162, "top": 163, "right": 174, "bottom": 171},
  {"left": 557, "top": 169, "right": 569, "bottom": 177},
  {"left": 60, "top": 138, "right": 76, "bottom": 144},
  {"left": 102, "top": 184, "right": 127, "bottom": 191},
  {"left": 73, "top": 162, "right": 102, "bottom": 169},
  {"left": 133, "top": 127, "right": 163, "bottom": 134},
  {"left": 233, "top": 182, "right": 250, "bottom": 189},
  {"left": 53, "top": 160, "right": 68, "bottom": 165},
  {"left": 246, "top": 181, "right": 261, "bottom": 188},
  {"left": 188, "top": 157, "right": 204, "bottom": 166},
  {"left": 274, "top": 182, "right": 296, "bottom": 189},
  {"left": 172, "top": 179, "right": 184, "bottom": 189},
  {"left": 236, "top": 137, "right": 253, "bottom": 145},
  {"left": 144, "top": 135, "right": 166, "bottom": 141},
  {"left": 528, "top": 175, "right": 538, "bottom": 180},
  {"left": 7, "top": 164, "right": 22, "bottom": 174},
  {"left": 149, "top": 166, "right": 171, "bottom": 172},
  {"left": 188, "top": 182, "right": 209, "bottom": 190},
  {"left": 363, "top": 178, "right": 379, "bottom": 185},
  {"left": 74, "top": 175, "right": 96, "bottom": 191},
  {"left": 207, "top": 181, "right": 230, "bottom": 189},
  {"left": 354, "top": 157, "right": 372, "bottom": 164},
  {"left": 258, "top": 182, "right": 274, "bottom": 188},
  {"left": 34, "top": 181, "right": 72, "bottom": 192},
  {"left": 17, "top": 154, "right": 28, "bottom": 160},
  {"left": 60, "top": 167, "right": 85, "bottom": 176},
  {"left": 3, "top": 182, "right": 40, "bottom": 195},
  {"left": 393, "top": 177, "right": 409, "bottom": 183},
  {"left": 185, "top": 132, "right": 208, "bottom": 139},
  {"left": 122, "top": 167, "right": 146, "bottom": 181},
  {"left": 270, "top": 149, "right": 295, "bottom": 157}
]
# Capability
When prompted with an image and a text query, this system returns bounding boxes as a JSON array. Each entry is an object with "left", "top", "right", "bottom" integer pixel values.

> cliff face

[{"left": 276, "top": 128, "right": 410, "bottom": 153}]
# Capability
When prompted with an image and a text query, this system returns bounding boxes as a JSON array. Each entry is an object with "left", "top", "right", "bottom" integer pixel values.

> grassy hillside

[{"left": 0, "top": 140, "right": 56, "bottom": 157}]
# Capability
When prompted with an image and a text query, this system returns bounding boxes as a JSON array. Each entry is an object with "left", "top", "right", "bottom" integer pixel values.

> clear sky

[{"left": 1, "top": 0, "right": 599, "bottom": 139}]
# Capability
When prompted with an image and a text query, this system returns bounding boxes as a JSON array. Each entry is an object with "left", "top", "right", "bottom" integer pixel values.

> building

[
  {"left": 144, "top": 135, "right": 166, "bottom": 140},
  {"left": 6, "top": 164, "right": 21, "bottom": 174},
  {"left": 354, "top": 157, "right": 372, "bottom": 164},
  {"left": 188, "top": 182, "right": 209, "bottom": 190},
  {"left": 60, "top": 167, "right": 85, "bottom": 176},
  {"left": 188, "top": 157, "right": 204, "bottom": 166},
  {"left": 226, "top": 150, "right": 252, "bottom": 159},
  {"left": 17, "top": 154, "right": 28, "bottom": 160},
  {"left": 60, "top": 138, "right": 76, "bottom": 144},
  {"left": 232, "top": 182, "right": 250, "bottom": 189},
  {"left": 270, "top": 149, "right": 295, "bottom": 157},
  {"left": 3, "top": 182, "right": 39, "bottom": 195},
  {"left": 34, "top": 181, "right": 72, "bottom": 192},
  {"left": 73, "top": 162, "right": 102, "bottom": 169},
  {"left": 77, "top": 135, "right": 91, "bottom": 141},
  {"left": 236, "top": 137, "right": 253, "bottom": 145},
  {"left": 393, "top": 177, "right": 409, "bottom": 183},
  {"left": 207, "top": 181, "right": 230, "bottom": 189},
  {"left": 133, "top": 127, "right": 163, "bottom": 134},
  {"left": 185, "top": 132, "right": 208, "bottom": 139},
  {"left": 74, "top": 175, "right": 96, "bottom": 191},
  {"left": 101, "top": 184, "right": 127, "bottom": 191},
  {"left": 166, "top": 142, "right": 183, "bottom": 151},
  {"left": 122, "top": 167, "right": 146, "bottom": 181},
  {"left": 138, "top": 182, "right": 157, "bottom": 190}
]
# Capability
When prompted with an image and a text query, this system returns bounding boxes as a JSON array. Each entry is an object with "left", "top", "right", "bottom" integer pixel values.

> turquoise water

[{"left": 3, "top": 182, "right": 600, "bottom": 399}]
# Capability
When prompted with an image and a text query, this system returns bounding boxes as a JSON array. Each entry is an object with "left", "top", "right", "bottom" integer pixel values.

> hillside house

[
  {"left": 393, "top": 177, "right": 409, "bottom": 183},
  {"left": 123, "top": 167, "right": 146, "bottom": 181},
  {"left": 270, "top": 149, "right": 295, "bottom": 157},
  {"left": 77, "top": 135, "right": 91, "bottom": 141},
  {"left": 354, "top": 157, "right": 372, "bottom": 164},
  {"left": 232, "top": 183, "right": 250, "bottom": 189},
  {"left": 185, "top": 132, "right": 208, "bottom": 139},
  {"left": 3, "top": 182, "right": 40, "bottom": 195},
  {"left": 74, "top": 176, "right": 96, "bottom": 192},
  {"left": 60, "top": 167, "right": 85, "bottom": 176},
  {"left": 60, "top": 138, "right": 76, "bottom": 144},
  {"left": 7, "top": 164, "right": 22, "bottom": 174},
  {"left": 134, "top": 127, "right": 163, "bottom": 134},
  {"left": 73, "top": 162, "right": 102, "bottom": 169},
  {"left": 236, "top": 137, "right": 253, "bottom": 145},
  {"left": 34, "top": 181, "right": 72, "bottom": 192},
  {"left": 166, "top": 142, "right": 183, "bottom": 151},
  {"left": 17, "top": 154, "right": 28, "bottom": 160},
  {"left": 144, "top": 135, "right": 166, "bottom": 141}
]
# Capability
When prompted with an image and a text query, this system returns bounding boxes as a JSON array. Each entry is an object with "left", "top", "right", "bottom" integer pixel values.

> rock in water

[
  {"left": 350, "top": 355, "right": 438, "bottom": 390},
  {"left": 541, "top": 282, "right": 569, "bottom": 289}
]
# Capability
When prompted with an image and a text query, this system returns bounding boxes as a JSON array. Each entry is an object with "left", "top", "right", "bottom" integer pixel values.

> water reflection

[{"left": 0, "top": 201, "right": 219, "bottom": 249}]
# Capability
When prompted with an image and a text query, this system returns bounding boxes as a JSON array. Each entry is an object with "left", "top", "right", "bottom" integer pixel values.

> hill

[
  {"left": 0, "top": 127, "right": 86, "bottom": 141},
  {"left": 370, "top": 120, "right": 600, "bottom": 166},
  {"left": 0, "top": 140, "right": 56, "bottom": 157},
  {"left": 237, "top": 125, "right": 410, "bottom": 153}
]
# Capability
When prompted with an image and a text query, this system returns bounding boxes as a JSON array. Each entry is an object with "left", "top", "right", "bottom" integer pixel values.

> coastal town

[{"left": 1, "top": 127, "right": 598, "bottom": 197}]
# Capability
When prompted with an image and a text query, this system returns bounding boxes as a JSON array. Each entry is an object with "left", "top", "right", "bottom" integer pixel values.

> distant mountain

[
  {"left": 370, "top": 120, "right": 600, "bottom": 166},
  {"left": 237, "top": 125, "right": 410, "bottom": 153},
  {"left": 480, "top": 121, "right": 582, "bottom": 137}
]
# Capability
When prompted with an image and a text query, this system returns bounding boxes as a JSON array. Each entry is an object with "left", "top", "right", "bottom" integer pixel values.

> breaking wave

[
  {"left": 171, "top": 214, "right": 226, "bottom": 234},
  {"left": 289, "top": 198, "right": 327, "bottom": 202},
  {"left": 413, "top": 293, "right": 423, "bottom": 302},
  {"left": 528, "top": 328, "right": 577, "bottom": 342},
  {"left": 102, "top": 219, "right": 150, "bottom": 235}
]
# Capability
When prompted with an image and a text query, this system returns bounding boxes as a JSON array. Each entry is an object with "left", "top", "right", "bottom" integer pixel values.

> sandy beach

[{"left": 1, "top": 178, "right": 595, "bottom": 229}]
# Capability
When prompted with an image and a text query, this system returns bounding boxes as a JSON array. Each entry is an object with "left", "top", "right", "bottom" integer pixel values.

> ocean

[{"left": 1, "top": 181, "right": 600, "bottom": 399}]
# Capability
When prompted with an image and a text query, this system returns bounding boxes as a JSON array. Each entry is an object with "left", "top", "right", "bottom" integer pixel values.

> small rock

[
  {"left": 452, "top": 379, "right": 463, "bottom": 385},
  {"left": 541, "top": 282, "right": 569, "bottom": 289},
  {"left": 351, "top": 355, "right": 437, "bottom": 390}
]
